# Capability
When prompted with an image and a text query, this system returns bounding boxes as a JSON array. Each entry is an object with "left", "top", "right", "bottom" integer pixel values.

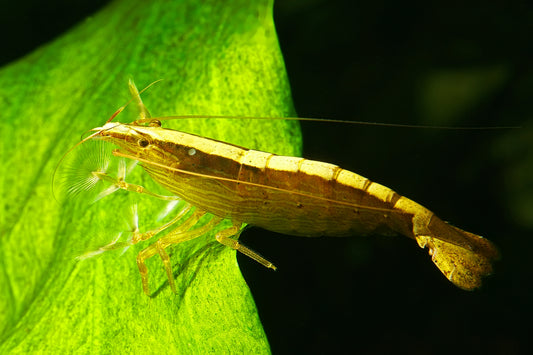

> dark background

[{"left": 2, "top": 1, "right": 531, "bottom": 354}]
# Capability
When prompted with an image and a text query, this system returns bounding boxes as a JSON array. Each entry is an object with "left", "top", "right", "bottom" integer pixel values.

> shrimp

[{"left": 66, "top": 80, "right": 499, "bottom": 295}]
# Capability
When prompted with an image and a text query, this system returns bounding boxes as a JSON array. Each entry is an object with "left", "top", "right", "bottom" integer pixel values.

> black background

[{"left": 2, "top": 1, "right": 531, "bottom": 354}]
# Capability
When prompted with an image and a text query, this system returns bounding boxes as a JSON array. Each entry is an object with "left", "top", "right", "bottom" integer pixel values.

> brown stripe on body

[
  {"left": 117, "top": 125, "right": 412, "bottom": 238},
  {"left": 226, "top": 150, "right": 411, "bottom": 237}
]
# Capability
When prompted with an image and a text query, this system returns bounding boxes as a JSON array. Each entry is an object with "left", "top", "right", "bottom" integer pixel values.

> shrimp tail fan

[{"left": 414, "top": 215, "right": 499, "bottom": 290}]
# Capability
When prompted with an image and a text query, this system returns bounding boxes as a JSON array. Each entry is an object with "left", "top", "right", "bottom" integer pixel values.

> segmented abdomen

[
  {"left": 230, "top": 150, "right": 411, "bottom": 237},
  {"left": 145, "top": 144, "right": 413, "bottom": 238}
]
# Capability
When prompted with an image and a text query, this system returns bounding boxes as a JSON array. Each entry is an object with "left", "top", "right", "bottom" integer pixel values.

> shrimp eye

[
  {"left": 148, "top": 119, "right": 161, "bottom": 127},
  {"left": 137, "top": 138, "right": 149, "bottom": 148}
]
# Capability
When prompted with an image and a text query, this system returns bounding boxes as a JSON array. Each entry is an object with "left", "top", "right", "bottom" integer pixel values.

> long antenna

[{"left": 151, "top": 115, "right": 519, "bottom": 130}]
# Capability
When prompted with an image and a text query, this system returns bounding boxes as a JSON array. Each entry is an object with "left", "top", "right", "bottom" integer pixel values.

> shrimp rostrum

[{"left": 70, "top": 81, "right": 499, "bottom": 295}]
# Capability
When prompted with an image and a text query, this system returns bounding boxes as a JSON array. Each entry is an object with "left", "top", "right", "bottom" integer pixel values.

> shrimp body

[{"left": 97, "top": 122, "right": 498, "bottom": 291}]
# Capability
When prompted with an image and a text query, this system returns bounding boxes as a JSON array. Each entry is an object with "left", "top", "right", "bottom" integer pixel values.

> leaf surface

[{"left": 0, "top": 0, "right": 301, "bottom": 352}]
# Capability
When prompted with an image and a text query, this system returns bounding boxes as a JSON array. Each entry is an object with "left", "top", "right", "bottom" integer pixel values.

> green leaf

[{"left": 0, "top": 0, "right": 302, "bottom": 352}]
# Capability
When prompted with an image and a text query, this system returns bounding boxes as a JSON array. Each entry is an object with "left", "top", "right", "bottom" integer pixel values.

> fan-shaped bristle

[{"left": 57, "top": 140, "right": 115, "bottom": 200}]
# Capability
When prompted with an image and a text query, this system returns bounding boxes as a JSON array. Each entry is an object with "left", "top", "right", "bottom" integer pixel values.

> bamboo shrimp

[{"left": 64, "top": 81, "right": 499, "bottom": 295}]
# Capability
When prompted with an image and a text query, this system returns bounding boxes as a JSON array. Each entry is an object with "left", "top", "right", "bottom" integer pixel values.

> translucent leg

[
  {"left": 92, "top": 169, "right": 179, "bottom": 202},
  {"left": 128, "top": 79, "right": 163, "bottom": 127},
  {"left": 215, "top": 224, "right": 277, "bottom": 271},
  {"left": 77, "top": 204, "right": 193, "bottom": 260},
  {"left": 136, "top": 210, "right": 221, "bottom": 295},
  {"left": 128, "top": 79, "right": 152, "bottom": 120}
]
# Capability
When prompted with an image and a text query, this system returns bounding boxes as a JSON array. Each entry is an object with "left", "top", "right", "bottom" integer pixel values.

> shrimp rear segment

[
  {"left": 394, "top": 197, "right": 498, "bottom": 290},
  {"left": 239, "top": 157, "right": 499, "bottom": 290}
]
